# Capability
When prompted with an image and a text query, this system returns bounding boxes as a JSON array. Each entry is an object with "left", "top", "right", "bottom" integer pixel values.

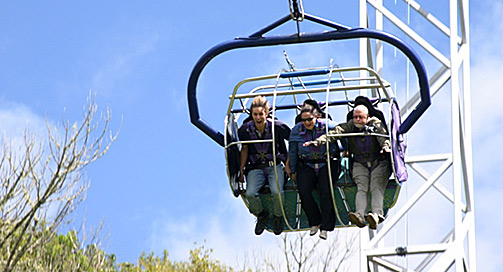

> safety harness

[
  {"left": 298, "top": 120, "right": 330, "bottom": 175},
  {"left": 243, "top": 119, "right": 286, "bottom": 171},
  {"left": 352, "top": 125, "right": 387, "bottom": 171}
]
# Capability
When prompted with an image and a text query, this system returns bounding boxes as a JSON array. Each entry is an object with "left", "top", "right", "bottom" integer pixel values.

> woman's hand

[
  {"left": 303, "top": 141, "right": 318, "bottom": 147},
  {"left": 238, "top": 170, "right": 245, "bottom": 183}
]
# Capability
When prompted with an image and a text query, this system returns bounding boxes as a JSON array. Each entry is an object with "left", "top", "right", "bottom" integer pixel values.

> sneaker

[
  {"left": 309, "top": 225, "right": 320, "bottom": 236},
  {"left": 254, "top": 210, "right": 268, "bottom": 235},
  {"left": 378, "top": 214, "right": 386, "bottom": 223},
  {"left": 348, "top": 212, "right": 366, "bottom": 228},
  {"left": 367, "top": 213, "right": 379, "bottom": 230},
  {"left": 273, "top": 216, "right": 283, "bottom": 235},
  {"left": 319, "top": 230, "right": 328, "bottom": 240}
]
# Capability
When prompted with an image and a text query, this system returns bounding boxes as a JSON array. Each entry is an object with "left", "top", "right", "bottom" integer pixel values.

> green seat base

[{"left": 249, "top": 169, "right": 400, "bottom": 232}]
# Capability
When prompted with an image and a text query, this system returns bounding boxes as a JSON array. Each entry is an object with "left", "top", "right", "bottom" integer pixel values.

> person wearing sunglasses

[
  {"left": 287, "top": 101, "right": 337, "bottom": 240},
  {"left": 238, "top": 95, "right": 291, "bottom": 236},
  {"left": 304, "top": 104, "right": 391, "bottom": 230}
]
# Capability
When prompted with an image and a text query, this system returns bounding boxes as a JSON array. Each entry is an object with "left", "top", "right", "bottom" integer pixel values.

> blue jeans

[{"left": 245, "top": 164, "right": 285, "bottom": 217}]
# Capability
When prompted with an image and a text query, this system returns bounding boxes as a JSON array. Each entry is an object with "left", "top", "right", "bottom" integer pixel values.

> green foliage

[
  {"left": 0, "top": 223, "right": 243, "bottom": 272},
  {"left": 1, "top": 226, "right": 116, "bottom": 272},
  {"left": 119, "top": 245, "right": 241, "bottom": 272}
]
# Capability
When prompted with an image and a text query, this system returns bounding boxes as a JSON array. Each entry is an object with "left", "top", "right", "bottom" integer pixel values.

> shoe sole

[
  {"left": 348, "top": 213, "right": 366, "bottom": 228},
  {"left": 310, "top": 226, "right": 320, "bottom": 236},
  {"left": 274, "top": 228, "right": 283, "bottom": 235},
  {"left": 367, "top": 214, "right": 378, "bottom": 230},
  {"left": 319, "top": 232, "right": 327, "bottom": 240},
  {"left": 255, "top": 227, "right": 265, "bottom": 235}
]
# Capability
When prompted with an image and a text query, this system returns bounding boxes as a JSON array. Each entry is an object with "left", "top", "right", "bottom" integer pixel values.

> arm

[
  {"left": 288, "top": 140, "right": 298, "bottom": 174},
  {"left": 239, "top": 145, "right": 248, "bottom": 182},
  {"left": 371, "top": 119, "right": 391, "bottom": 152},
  {"left": 287, "top": 125, "right": 300, "bottom": 180},
  {"left": 305, "top": 123, "right": 347, "bottom": 147},
  {"left": 285, "top": 154, "right": 292, "bottom": 179}
]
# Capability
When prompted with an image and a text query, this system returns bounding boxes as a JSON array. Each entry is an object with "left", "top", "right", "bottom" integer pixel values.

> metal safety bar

[
  {"left": 226, "top": 66, "right": 392, "bottom": 121},
  {"left": 248, "top": 76, "right": 378, "bottom": 93},
  {"left": 230, "top": 98, "right": 390, "bottom": 113},
  {"left": 232, "top": 83, "right": 389, "bottom": 100},
  {"left": 229, "top": 66, "right": 391, "bottom": 98}
]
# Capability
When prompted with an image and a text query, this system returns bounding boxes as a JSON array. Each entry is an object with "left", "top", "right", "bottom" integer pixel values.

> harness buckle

[{"left": 268, "top": 161, "right": 274, "bottom": 167}]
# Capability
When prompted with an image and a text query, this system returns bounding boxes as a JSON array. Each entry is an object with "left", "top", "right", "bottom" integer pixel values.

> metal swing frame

[
  {"left": 224, "top": 64, "right": 406, "bottom": 232},
  {"left": 187, "top": 13, "right": 431, "bottom": 148}
]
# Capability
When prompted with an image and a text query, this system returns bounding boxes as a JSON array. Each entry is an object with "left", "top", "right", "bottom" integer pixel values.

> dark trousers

[{"left": 297, "top": 164, "right": 335, "bottom": 231}]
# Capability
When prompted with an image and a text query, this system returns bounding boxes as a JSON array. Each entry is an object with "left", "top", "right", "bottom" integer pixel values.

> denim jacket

[{"left": 289, "top": 120, "right": 337, "bottom": 173}]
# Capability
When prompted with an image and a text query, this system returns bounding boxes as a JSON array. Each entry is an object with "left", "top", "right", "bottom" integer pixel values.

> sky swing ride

[{"left": 187, "top": 1, "right": 431, "bottom": 233}]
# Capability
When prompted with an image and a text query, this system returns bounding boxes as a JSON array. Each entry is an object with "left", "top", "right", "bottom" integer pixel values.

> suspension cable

[
  {"left": 283, "top": 50, "right": 312, "bottom": 114},
  {"left": 288, "top": 0, "right": 304, "bottom": 21}
]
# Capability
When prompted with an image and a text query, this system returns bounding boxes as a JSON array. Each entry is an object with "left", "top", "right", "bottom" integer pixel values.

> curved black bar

[{"left": 188, "top": 16, "right": 430, "bottom": 146}]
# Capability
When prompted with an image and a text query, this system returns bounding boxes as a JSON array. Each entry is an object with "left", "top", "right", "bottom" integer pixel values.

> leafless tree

[
  {"left": 0, "top": 96, "right": 117, "bottom": 272},
  {"left": 247, "top": 229, "right": 358, "bottom": 272},
  {"left": 278, "top": 229, "right": 358, "bottom": 272}
]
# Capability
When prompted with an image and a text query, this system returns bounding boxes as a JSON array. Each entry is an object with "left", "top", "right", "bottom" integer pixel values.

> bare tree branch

[
  {"left": 275, "top": 229, "right": 358, "bottom": 272},
  {"left": 0, "top": 95, "right": 117, "bottom": 272}
]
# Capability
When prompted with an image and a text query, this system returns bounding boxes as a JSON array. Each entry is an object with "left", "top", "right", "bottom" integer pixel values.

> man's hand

[
  {"left": 364, "top": 125, "right": 376, "bottom": 133},
  {"left": 285, "top": 164, "right": 292, "bottom": 178},
  {"left": 381, "top": 146, "right": 392, "bottom": 153},
  {"left": 290, "top": 173, "right": 296, "bottom": 181}
]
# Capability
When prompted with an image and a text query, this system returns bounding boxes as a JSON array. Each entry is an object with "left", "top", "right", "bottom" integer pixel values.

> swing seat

[
  {"left": 222, "top": 66, "right": 408, "bottom": 232},
  {"left": 257, "top": 159, "right": 401, "bottom": 232}
]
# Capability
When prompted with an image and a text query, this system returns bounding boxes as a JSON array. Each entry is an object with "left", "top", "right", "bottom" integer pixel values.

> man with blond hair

[{"left": 238, "top": 96, "right": 290, "bottom": 235}]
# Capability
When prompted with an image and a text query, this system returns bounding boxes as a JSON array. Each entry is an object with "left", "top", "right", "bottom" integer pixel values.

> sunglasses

[
  {"left": 353, "top": 114, "right": 367, "bottom": 119},
  {"left": 301, "top": 117, "right": 314, "bottom": 122}
]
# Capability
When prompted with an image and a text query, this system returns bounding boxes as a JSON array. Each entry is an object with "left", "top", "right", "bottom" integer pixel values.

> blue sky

[{"left": 0, "top": 1, "right": 501, "bottom": 271}]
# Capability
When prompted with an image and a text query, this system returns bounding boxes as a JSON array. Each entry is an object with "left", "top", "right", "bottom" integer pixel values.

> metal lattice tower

[{"left": 358, "top": 0, "right": 475, "bottom": 271}]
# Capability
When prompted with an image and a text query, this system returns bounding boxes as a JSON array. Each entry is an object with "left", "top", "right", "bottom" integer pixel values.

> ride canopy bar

[{"left": 187, "top": 13, "right": 431, "bottom": 147}]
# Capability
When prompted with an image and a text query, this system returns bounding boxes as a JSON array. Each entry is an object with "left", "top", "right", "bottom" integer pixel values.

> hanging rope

[{"left": 283, "top": 50, "right": 312, "bottom": 113}]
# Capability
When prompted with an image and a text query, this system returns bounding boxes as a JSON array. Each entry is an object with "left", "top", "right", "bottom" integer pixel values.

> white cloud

[
  {"left": 0, "top": 101, "right": 48, "bottom": 148},
  {"left": 469, "top": 2, "right": 503, "bottom": 272},
  {"left": 146, "top": 186, "right": 363, "bottom": 270},
  {"left": 147, "top": 189, "right": 278, "bottom": 266},
  {"left": 91, "top": 34, "right": 159, "bottom": 97}
]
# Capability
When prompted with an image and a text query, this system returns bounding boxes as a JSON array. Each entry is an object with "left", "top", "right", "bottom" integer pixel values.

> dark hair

[{"left": 300, "top": 103, "right": 318, "bottom": 116}]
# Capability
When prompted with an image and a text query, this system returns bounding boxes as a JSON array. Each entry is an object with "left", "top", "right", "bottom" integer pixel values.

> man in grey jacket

[{"left": 304, "top": 104, "right": 391, "bottom": 229}]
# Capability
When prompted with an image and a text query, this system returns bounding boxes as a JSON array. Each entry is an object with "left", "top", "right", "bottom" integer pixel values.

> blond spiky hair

[{"left": 250, "top": 95, "right": 270, "bottom": 113}]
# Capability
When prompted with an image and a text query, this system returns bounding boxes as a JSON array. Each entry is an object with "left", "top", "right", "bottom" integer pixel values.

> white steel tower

[{"left": 358, "top": 0, "right": 475, "bottom": 271}]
